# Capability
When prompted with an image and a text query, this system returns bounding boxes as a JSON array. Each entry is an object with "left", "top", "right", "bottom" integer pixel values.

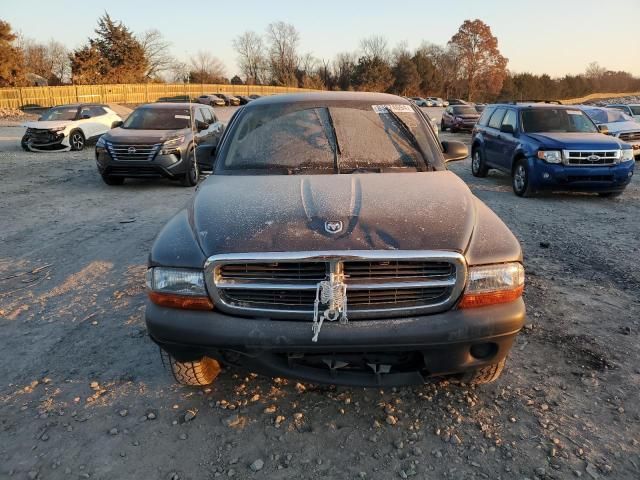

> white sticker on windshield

[
  {"left": 566, "top": 110, "right": 582, "bottom": 115},
  {"left": 175, "top": 114, "right": 190, "bottom": 119},
  {"left": 372, "top": 104, "right": 414, "bottom": 114}
]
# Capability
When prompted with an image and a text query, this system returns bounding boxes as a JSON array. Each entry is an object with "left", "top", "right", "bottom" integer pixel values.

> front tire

[
  {"left": 440, "top": 120, "right": 446, "bottom": 131},
  {"left": 180, "top": 149, "right": 199, "bottom": 187},
  {"left": 101, "top": 174, "right": 125, "bottom": 186},
  {"left": 69, "top": 130, "right": 85, "bottom": 151},
  {"left": 512, "top": 158, "right": 534, "bottom": 197},
  {"left": 21, "top": 136, "right": 30, "bottom": 151},
  {"left": 471, "top": 148, "right": 489, "bottom": 177},
  {"left": 455, "top": 358, "right": 506, "bottom": 385},
  {"left": 162, "top": 351, "right": 221, "bottom": 386}
]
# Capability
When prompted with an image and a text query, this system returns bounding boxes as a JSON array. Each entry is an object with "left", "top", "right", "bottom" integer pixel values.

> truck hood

[
  {"left": 523, "top": 132, "right": 622, "bottom": 150},
  {"left": 103, "top": 127, "right": 189, "bottom": 144},
  {"left": 190, "top": 172, "right": 477, "bottom": 256},
  {"left": 599, "top": 121, "right": 640, "bottom": 135},
  {"left": 23, "top": 120, "right": 73, "bottom": 129}
]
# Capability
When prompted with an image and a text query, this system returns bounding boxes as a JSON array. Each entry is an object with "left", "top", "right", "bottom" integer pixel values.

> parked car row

[{"left": 196, "top": 93, "right": 260, "bottom": 107}]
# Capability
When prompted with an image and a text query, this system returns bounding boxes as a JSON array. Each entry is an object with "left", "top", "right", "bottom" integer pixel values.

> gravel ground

[{"left": 1, "top": 106, "right": 639, "bottom": 480}]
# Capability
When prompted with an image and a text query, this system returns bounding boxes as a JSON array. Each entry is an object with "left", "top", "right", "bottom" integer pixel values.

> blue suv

[{"left": 470, "top": 103, "right": 635, "bottom": 197}]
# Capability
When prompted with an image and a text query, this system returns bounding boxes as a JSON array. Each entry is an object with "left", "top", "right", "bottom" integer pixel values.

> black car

[
  {"left": 236, "top": 95, "right": 253, "bottom": 105},
  {"left": 441, "top": 105, "right": 481, "bottom": 132},
  {"left": 216, "top": 93, "right": 241, "bottom": 106},
  {"left": 145, "top": 92, "right": 526, "bottom": 388},
  {"left": 447, "top": 98, "right": 469, "bottom": 106},
  {"left": 248, "top": 94, "right": 262, "bottom": 100},
  {"left": 95, "top": 102, "right": 224, "bottom": 187}
]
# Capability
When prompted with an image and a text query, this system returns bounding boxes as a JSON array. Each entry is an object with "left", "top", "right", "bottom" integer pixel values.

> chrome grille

[
  {"left": 619, "top": 131, "right": 640, "bottom": 143},
  {"left": 107, "top": 142, "right": 161, "bottom": 162},
  {"left": 205, "top": 251, "right": 467, "bottom": 320},
  {"left": 563, "top": 150, "right": 619, "bottom": 166}
]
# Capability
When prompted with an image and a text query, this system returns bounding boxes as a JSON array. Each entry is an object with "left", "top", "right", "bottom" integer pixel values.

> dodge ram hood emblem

[{"left": 324, "top": 220, "right": 343, "bottom": 234}]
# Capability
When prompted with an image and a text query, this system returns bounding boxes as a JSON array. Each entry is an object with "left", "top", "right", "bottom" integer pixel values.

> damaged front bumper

[
  {"left": 22, "top": 131, "right": 70, "bottom": 152},
  {"left": 146, "top": 299, "right": 526, "bottom": 387}
]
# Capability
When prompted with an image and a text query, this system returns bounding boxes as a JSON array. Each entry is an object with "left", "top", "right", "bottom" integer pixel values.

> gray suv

[{"left": 95, "top": 103, "right": 224, "bottom": 186}]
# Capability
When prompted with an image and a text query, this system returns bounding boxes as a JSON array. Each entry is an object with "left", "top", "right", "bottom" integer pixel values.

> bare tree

[
  {"left": 265, "top": 21, "right": 299, "bottom": 86},
  {"left": 333, "top": 52, "right": 357, "bottom": 90},
  {"left": 139, "top": 29, "right": 173, "bottom": 79},
  {"left": 189, "top": 51, "right": 226, "bottom": 83},
  {"left": 47, "top": 40, "right": 70, "bottom": 84},
  {"left": 169, "top": 61, "right": 189, "bottom": 83},
  {"left": 360, "top": 35, "right": 389, "bottom": 61},
  {"left": 232, "top": 31, "right": 265, "bottom": 84}
]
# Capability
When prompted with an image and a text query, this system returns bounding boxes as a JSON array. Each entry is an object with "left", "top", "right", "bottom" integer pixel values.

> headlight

[
  {"left": 537, "top": 150, "right": 562, "bottom": 164},
  {"left": 96, "top": 136, "right": 107, "bottom": 148},
  {"left": 458, "top": 263, "right": 524, "bottom": 309},
  {"left": 161, "top": 135, "right": 185, "bottom": 154},
  {"left": 146, "top": 267, "right": 213, "bottom": 310},
  {"left": 619, "top": 148, "right": 634, "bottom": 163},
  {"left": 48, "top": 126, "right": 66, "bottom": 133}
]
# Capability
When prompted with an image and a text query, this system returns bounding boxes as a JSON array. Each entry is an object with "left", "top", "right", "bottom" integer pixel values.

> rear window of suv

[{"left": 478, "top": 106, "right": 496, "bottom": 126}]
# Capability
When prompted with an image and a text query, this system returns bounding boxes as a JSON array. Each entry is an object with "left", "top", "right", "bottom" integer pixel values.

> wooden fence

[{"left": 0, "top": 84, "right": 321, "bottom": 109}]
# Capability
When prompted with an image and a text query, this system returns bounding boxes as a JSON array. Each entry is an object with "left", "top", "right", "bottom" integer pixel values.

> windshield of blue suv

[
  {"left": 218, "top": 104, "right": 437, "bottom": 174},
  {"left": 122, "top": 107, "right": 192, "bottom": 130},
  {"left": 521, "top": 108, "right": 598, "bottom": 133},
  {"left": 40, "top": 107, "right": 78, "bottom": 121},
  {"left": 583, "top": 107, "right": 634, "bottom": 124}
]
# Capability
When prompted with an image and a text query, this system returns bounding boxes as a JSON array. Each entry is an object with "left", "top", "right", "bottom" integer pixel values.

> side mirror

[
  {"left": 598, "top": 124, "right": 609, "bottom": 134},
  {"left": 500, "top": 124, "right": 515, "bottom": 134},
  {"left": 111, "top": 120, "right": 123, "bottom": 129},
  {"left": 441, "top": 140, "right": 469, "bottom": 162},
  {"left": 196, "top": 120, "right": 209, "bottom": 131}
]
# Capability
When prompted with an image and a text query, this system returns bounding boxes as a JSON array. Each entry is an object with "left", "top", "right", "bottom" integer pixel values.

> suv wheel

[
  {"left": 21, "top": 136, "right": 30, "bottom": 151},
  {"left": 455, "top": 358, "right": 506, "bottom": 385},
  {"left": 101, "top": 174, "right": 125, "bottom": 186},
  {"left": 69, "top": 130, "right": 85, "bottom": 151},
  {"left": 471, "top": 148, "right": 489, "bottom": 177},
  {"left": 162, "top": 351, "right": 221, "bottom": 386},
  {"left": 512, "top": 159, "right": 534, "bottom": 197},
  {"left": 181, "top": 149, "right": 199, "bottom": 187},
  {"left": 440, "top": 119, "right": 446, "bottom": 131}
]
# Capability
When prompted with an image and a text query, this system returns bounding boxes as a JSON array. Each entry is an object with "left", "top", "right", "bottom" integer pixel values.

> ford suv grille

[
  {"left": 563, "top": 150, "right": 619, "bottom": 166},
  {"left": 205, "top": 251, "right": 467, "bottom": 320}
]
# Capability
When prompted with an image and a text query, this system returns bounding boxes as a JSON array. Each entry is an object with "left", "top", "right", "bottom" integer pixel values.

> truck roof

[{"left": 247, "top": 91, "right": 412, "bottom": 108}]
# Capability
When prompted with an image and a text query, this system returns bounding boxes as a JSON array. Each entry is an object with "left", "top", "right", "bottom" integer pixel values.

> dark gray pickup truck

[{"left": 145, "top": 92, "right": 525, "bottom": 387}]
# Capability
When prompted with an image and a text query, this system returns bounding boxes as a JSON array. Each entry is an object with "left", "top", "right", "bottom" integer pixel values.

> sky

[{"left": 4, "top": 0, "right": 640, "bottom": 78}]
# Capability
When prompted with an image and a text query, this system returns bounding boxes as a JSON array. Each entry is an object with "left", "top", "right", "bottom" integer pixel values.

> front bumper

[
  {"left": 22, "top": 131, "right": 69, "bottom": 151},
  {"left": 95, "top": 149, "right": 187, "bottom": 178},
  {"left": 529, "top": 158, "right": 634, "bottom": 192},
  {"left": 146, "top": 298, "right": 526, "bottom": 386}
]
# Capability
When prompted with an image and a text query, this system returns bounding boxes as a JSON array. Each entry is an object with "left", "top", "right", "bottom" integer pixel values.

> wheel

[
  {"left": 21, "top": 136, "right": 30, "bottom": 151},
  {"left": 101, "top": 174, "right": 125, "bottom": 186},
  {"left": 69, "top": 130, "right": 85, "bottom": 151},
  {"left": 180, "top": 149, "right": 199, "bottom": 187},
  {"left": 455, "top": 358, "right": 506, "bottom": 385},
  {"left": 451, "top": 126, "right": 458, "bottom": 133},
  {"left": 161, "top": 350, "right": 221, "bottom": 386},
  {"left": 471, "top": 148, "right": 489, "bottom": 177},
  {"left": 440, "top": 120, "right": 446, "bottom": 131},
  {"left": 512, "top": 158, "right": 534, "bottom": 197},
  {"left": 598, "top": 191, "right": 623, "bottom": 198}
]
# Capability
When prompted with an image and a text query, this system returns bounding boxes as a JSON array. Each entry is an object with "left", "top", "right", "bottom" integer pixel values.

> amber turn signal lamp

[
  {"left": 458, "top": 285, "right": 524, "bottom": 309},
  {"left": 148, "top": 291, "right": 214, "bottom": 310}
]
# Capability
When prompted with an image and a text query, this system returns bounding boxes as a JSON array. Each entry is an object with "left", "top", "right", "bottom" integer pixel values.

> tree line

[{"left": 1, "top": 14, "right": 639, "bottom": 102}]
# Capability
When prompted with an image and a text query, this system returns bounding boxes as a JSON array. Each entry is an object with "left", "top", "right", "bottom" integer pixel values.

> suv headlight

[
  {"left": 458, "top": 263, "right": 524, "bottom": 309},
  {"left": 146, "top": 267, "right": 213, "bottom": 310},
  {"left": 48, "top": 126, "right": 66, "bottom": 133},
  {"left": 95, "top": 136, "right": 107, "bottom": 149},
  {"left": 619, "top": 148, "right": 634, "bottom": 163},
  {"left": 161, "top": 135, "right": 185, "bottom": 154},
  {"left": 537, "top": 150, "right": 562, "bottom": 164}
]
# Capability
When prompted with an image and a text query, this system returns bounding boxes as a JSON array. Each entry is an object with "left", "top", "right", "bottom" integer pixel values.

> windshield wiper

[
  {"left": 325, "top": 108, "right": 342, "bottom": 173},
  {"left": 384, "top": 109, "right": 429, "bottom": 172}
]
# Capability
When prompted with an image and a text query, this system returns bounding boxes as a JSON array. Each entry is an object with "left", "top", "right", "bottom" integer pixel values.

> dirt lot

[{"left": 1, "top": 106, "right": 639, "bottom": 480}]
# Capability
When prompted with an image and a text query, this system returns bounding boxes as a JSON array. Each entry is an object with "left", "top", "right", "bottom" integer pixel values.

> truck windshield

[
  {"left": 122, "top": 108, "right": 192, "bottom": 130},
  {"left": 584, "top": 108, "right": 633, "bottom": 124},
  {"left": 218, "top": 104, "right": 434, "bottom": 174},
  {"left": 521, "top": 109, "right": 598, "bottom": 133}
]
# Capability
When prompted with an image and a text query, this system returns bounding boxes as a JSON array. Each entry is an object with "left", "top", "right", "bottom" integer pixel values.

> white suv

[{"left": 22, "top": 104, "right": 122, "bottom": 152}]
